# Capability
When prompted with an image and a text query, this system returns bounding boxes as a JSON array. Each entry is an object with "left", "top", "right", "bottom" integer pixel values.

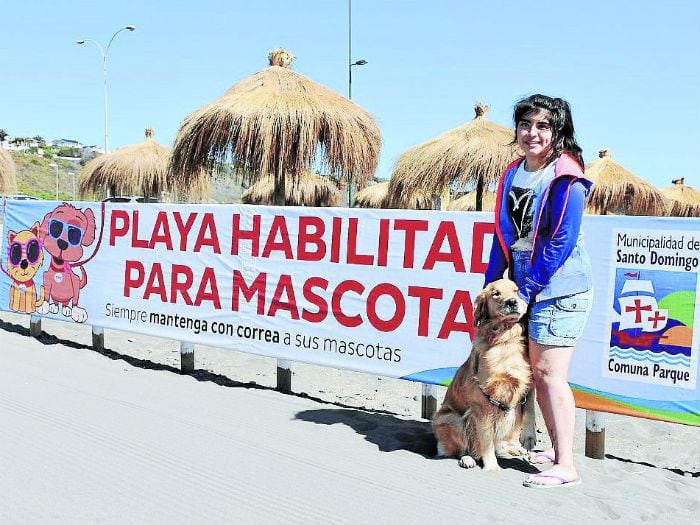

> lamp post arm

[
  {"left": 80, "top": 38, "right": 105, "bottom": 58},
  {"left": 106, "top": 27, "right": 130, "bottom": 54}
]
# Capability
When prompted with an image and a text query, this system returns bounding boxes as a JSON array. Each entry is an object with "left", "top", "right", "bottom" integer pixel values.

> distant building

[
  {"left": 3, "top": 137, "right": 28, "bottom": 151},
  {"left": 83, "top": 145, "right": 105, "bottom": 155},
  {"left": 52, "top": 138, "right": 84, "bottom": 149}
]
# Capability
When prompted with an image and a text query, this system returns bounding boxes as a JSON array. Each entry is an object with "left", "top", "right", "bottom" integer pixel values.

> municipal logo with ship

[{"left": 606, "top": 268, "right": 696, "bottom": 389}]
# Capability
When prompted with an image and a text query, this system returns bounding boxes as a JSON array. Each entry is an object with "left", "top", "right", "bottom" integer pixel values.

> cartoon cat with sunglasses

[
  {"left": 36, "top": 203, "right": 96, "bottom": 323},
  {"left": 6, "top": 222, "right": 46, "bottom": 313}
]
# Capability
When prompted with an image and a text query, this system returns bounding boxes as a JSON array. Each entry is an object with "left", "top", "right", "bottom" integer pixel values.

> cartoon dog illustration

[
  {"left": 6, "top": 223, "right": 45, "bottom": 313},
  {"left": 36, "top": 203, "right": 96, "bottom": 323}
]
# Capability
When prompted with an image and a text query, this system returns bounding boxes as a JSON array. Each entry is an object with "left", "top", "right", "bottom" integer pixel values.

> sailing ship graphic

[
  {"left": 616, "top": 278, "right": 668, "bottom": 332},
  {"left": 610, "top": 269, "right": 693, "bottom": 367}
]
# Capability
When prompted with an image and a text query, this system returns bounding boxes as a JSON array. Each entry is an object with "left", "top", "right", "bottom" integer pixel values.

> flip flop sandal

[
  {"left": 523, "top": 473, "right": 582, "bottom": 489},
  {"left": 524, "top": 451, "right": 555, "bottom": 466}
]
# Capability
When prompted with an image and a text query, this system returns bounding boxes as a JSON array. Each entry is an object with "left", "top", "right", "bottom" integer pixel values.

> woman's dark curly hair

[{"left": 513, "top": 94, "right": 584, "bottom": 170}]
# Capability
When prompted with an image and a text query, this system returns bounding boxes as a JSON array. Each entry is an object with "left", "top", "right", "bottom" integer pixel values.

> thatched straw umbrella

[
  {"left": 390, "top": 102, "right": 520, "bottom": 211},
  {"left": 79, "top": 129, "right": 209, "bottom": 202},
  {"left": 661, "top": 178, "right": 700, "bottom": 217},
  {"left": 242, "top": 172, "right": 339, "bottom": 207},
  {"left": 353, "top": 181, "right": 432, "bottom": 210},
  {"left": 585, "top": 149, "right": 666, "bottom": 216},
  {"left": 354, "top": 181, "right": 390, "bottom": 208},
  {"left": 447, "top": 190, "right": 496, "bottom": 212},
  {"left": 0, "top": 147, "right": 17, "bottom": 194},
  {"left": 170, "top": 49, "right": 381, "bottom": 206}
]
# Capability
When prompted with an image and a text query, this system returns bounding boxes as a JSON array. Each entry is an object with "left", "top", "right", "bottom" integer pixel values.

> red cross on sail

[{"left": 617, "top": 279, "right": 668, "bottom": 332}]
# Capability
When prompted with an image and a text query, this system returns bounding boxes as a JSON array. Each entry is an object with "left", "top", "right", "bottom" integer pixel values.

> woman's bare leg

[{"left": 525, "top": 341, "right": 578, "bottom": 485}]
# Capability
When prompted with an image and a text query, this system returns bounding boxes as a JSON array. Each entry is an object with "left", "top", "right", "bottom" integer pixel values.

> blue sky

[{"left": 2, "top": 0, "right": 699, "bottom": 190}]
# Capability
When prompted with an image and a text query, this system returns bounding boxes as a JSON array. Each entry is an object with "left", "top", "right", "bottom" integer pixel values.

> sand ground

[{"left": 1, "top": 311, "right": 698, "bottom": 523}]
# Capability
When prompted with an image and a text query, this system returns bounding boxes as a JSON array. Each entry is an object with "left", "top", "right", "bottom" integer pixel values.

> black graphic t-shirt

[{"left": 508, "top": 162, "right": 555, "bottom": 251}]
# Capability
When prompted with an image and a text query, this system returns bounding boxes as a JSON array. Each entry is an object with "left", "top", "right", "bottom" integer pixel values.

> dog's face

[
  {"left": 474, "top": 279, "right": 527, "bottom": 327},
  {"left": 40, "top": 204, "right": 96, "bottom": 263},
  {"left": 7, "top": 223, "right": 44, "bottom": 282}
]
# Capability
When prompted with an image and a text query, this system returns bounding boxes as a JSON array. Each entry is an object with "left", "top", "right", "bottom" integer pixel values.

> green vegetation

[
  {"left": 9, "top": 151, "right": 79, "bottom": 200},
  {"left": 8, "top": 150, "right": 243, "bottom": 203}
]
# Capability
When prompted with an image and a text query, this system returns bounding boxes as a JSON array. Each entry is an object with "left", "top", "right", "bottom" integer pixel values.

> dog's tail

[
  {"left": 78, "top": 266, "right": 87, "bottom": 289},
  {"left": 35, "top": 285, "right": 45, "bottom": 307}
]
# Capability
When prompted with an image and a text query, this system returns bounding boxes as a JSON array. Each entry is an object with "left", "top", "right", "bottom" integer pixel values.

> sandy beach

[{"left": 0, "top": 310, "right": 698, "bottom": 523}]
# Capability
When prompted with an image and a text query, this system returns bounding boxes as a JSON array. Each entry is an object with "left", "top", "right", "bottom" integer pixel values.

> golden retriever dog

[{"left": 432, "top": 279, "right": 536, "bottom": 471}]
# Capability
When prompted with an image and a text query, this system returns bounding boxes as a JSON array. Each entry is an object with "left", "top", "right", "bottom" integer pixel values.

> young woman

[{"left": 484, "top": 94, "right": 593, "bottom": 488}]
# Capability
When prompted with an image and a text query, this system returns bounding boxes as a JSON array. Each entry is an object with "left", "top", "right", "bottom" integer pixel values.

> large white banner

[{"left": 1, "top": 200, "right": 698, "bottom": 425}]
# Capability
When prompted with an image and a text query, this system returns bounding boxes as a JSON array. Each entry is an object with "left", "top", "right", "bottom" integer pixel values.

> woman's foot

[
  {"left": 524, "top": 465, "right": 579, "bottom": 488},
  {"left": 526, "top": 448, "right": 555, "bottom": 465}
]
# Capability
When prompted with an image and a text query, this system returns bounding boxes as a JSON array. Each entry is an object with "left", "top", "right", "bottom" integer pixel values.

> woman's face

[{"left": 516, "top": 110, "right": 553, "bottom": 168}]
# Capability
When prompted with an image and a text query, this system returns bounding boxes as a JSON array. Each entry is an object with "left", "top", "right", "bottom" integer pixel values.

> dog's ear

[
  {"left": 39, "top": 209, "right": 56, "bottom": 240},
  {"left": 8, "top": 230, "right": 17, "bottom": 243},
  {"left": 473, "top": 291, "right": 489, "bottom": 327},
  {"left": 30, "top": 222, "right": 41, "bottom": 238},
  {"left": 81, "top": 207, "right": 96, "bottom": 246}
]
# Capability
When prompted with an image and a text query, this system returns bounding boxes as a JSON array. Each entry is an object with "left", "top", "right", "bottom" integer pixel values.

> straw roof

[
  {"left": 241, "top": 172, "right": 339, "bottom": 207},
  {"left": 79, "top": 129, "right": 209, "bottom": 201},
  {"left": 0, "top": 147, "right": 17, "bottom": 193},
  {"left": 585, "top": 149, "right": 666, "bottom": 216},
  {"left": 170, "top": 49, "right": 381, "bottom": 203},
  {"left": 354, "top": 181, "right": 390, "bottom": 208},
  {"left": 353, "top": 181, "right": 433, "bottom": 210},
  {"left": 662, "top": 178, "right": 700, "bottom": 217},
  {"left": 389, "top": 102, "right": 520, "bottom": 208},
  {"left": 447, "top": 190, "right": 496, "bottom": 212}
]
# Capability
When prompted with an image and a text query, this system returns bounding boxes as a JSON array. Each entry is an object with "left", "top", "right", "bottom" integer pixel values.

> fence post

[
  {"left": 421, "top": 383, "right": 438, "bottom": 420},
  {"left": 29, "top": 314, "right": 42, "bottom": 338},
  {"left": 92, "top": 326, "right": 104, "bottom": 350},
  {"left": 277, "top": 359, "right": 292, "bottom": 394},
  {"left": 585, "top": 410, "right": 606, "bottom": 459},
  {"left": 180, "top": 342, "right": 194, "bottom": 374}
]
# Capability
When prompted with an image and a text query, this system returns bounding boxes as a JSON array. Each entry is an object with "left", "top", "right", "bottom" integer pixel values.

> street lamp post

[
  {"left": 76, "top": 25, "right": 135, "bottom": 153},
  {"left": 48, "top": 162, "right": 59, "bottom": 200},
  {"left": 347, "top": 1, "right": 367, "bottom": 100},
  {"left": 348, "top": 59, "right": 368, "bottom": 101},
  {"left": 347, "top": 0, "right": 367, "bottom": 206},
  {"left": 68, "top": 171, "right": 76, "bottom": 200}
]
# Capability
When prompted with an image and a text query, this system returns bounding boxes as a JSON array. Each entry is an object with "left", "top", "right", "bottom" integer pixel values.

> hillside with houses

[
  {"left": 0, "top": 128, "right": 243, "bottom": 202},
  {"left": 0, "top": 131, "right": 103, "bottom": 162}
]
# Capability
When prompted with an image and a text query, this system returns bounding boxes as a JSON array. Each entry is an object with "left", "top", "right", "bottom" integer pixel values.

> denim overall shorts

[{"left": 511, "top": 251, "right": 593, "bottom": 347}]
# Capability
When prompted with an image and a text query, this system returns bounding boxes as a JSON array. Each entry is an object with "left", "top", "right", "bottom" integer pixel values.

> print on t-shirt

[{"left": 509, "top": 186, "right": 536, "bottom": 240}]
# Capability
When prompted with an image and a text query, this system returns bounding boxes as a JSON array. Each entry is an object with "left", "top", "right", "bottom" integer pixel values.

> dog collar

[
  {"left": 50, "top": 260, "right": 71, "bottom": 272},
  {"left": 12, "top": 276, "right": 35, "bottom": 285},
  {"left": 478, "top": 384, "right": 528, "bottom": 412}
]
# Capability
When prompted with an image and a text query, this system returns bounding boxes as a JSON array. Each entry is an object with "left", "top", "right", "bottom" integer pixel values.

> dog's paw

[
  {"left": 36, "top": 301, "right": 50, "bottom": 315},
  {"left": 62, "top": 305, "right": 72, "bottom": 317},
  {"left": 520, "top": 428, "right": 537, "bottom": 451},
  {"left": 71, "top": 306, "right": 88, "bottom": 323},
  {"left": 48, "top": 302, "right": 59, "bottom": 314},
  {"left": 496, "top": 442, "right": 527, "bottom": 458},
  {"left": 458, "top": 455, "right": 477, "bottom": 469},
  {"left": 482, "top": 462, "right": 502, "bottom": 472}
]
